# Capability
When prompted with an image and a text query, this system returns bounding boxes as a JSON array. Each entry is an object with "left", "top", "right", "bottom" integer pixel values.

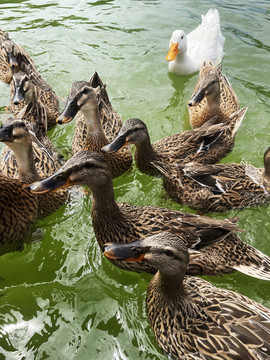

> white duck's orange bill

[{"left": 166, "top": 42, "right": 179, "bottom": 61}]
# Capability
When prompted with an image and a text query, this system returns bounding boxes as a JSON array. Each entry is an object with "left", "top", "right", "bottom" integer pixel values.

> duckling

[
  {"left": 154, "top": 147, "right": 270, "bottom": 212},
  {"left": 188, "top": 60, "right": 239, "bottom": 128},
  {"left": 0, "top": 174, "right": 38, "bottom": 254},
  {"left": 57, "top": 79, "right": 132, "bottom": 178},
  {"left": 166, "top": 9, "right": 225, "bottom": 75},
  {"left": 104, "top": 232, "right": 270, "bottom": 360},
  {"left": 0, "top": 119, "right": 66, "bottom": 217},
  {"left": 29, "top": 151, "right": 270, "bottom": 280},
  {"left": 9, "top": 71, "right": 62, "bottom": 163},
  {"left": 103, "top": 108, "right": 247, "bottom": 177}
]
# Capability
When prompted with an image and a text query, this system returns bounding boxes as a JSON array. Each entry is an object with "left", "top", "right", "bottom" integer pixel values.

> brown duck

[
  {"left": 103, "top": 108, "right": 247, "bottom": 177},
  {"left": 0, "top": 174, "right": 38, "bottom": 255},
  {"left": 29, "top": 151, "right": 270, "bottom": 280},
  {"left": 57, "top": 73, "right": 132, "bottom": 178},
  {"left": 188, "top": 60, "right": 239, "bottom": 128},
  {"left": 0, "top": 119, "right": 66, "bottom": 217},
  {"left": 154, "top": 147, "right": 270, "bottom": 211},
  {"left": 104, "top": 232, "right": 270, "bottom": 360}
]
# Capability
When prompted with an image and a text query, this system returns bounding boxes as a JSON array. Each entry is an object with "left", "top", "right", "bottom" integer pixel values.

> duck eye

[
  {"left": 82, "top": 88, "right": 88, "bottom": 95},
  {"left": 181, "top": 35, "right": 184, "bottom": 39},
  {"left": 164, "top": 250, "right": 174, "bottom": 257}
]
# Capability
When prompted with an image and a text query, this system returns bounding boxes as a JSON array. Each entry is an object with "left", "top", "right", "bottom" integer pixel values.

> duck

[
  {"left": 188, "top": 60, "right": 239, "bottom": 127},
  {"left": 102, "top": 108, "right": 247, "bottom": 177},
  {"left": 154, "top": 147, "right": 270, "bottom": 212},
  {"left": 166, "top": 9, "right": 225, "bottom": 75},
  {"left": 0, "top": 29, "right": 37, "bottom": 84},
  {"left": 57, "top": 74, "right": 132, "bottom": 178},
  {"left": 0, "top": 29, "right": 59, "bottom": 127},
  {"left": 29, "top": 151, "right": 270, "bottom": 280},
  {"left": 0, "top": 119, "right": 66, "bottom": 217},
  {"left": 0, "top": 174, "right": 38, "bottom": 255},
  {"left": 103, "top": 232, "right": 270, "bottom": 360},
  {"left": 10, "top": 71, "right": 62, "bottom": 163}
]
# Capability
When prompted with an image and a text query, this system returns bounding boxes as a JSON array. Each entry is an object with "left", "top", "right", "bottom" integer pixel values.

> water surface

[{"left": 0, "top": 0, "right": 269, "bottom": 359}]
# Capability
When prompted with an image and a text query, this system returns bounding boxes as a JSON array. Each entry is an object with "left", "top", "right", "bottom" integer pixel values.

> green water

[{"left": 0, "top": 0, "right": 269, "bottom": 359}]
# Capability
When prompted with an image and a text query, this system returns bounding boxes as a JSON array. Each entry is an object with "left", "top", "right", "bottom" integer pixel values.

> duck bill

[
  {"left": 166, "top": 42, "right": 179, "bottom": 61},
  {"left": 57, "top": 99, "right": 79, "bottom": 124},
  {"left": 13, "top": 85, "right": 25, "bottom": 105},
  {"left": 8, "top": 52, "right": 18, "bottom": 67},
  {"left": 188, "top": 89, "right": 205, "bottom": 107},
  {"left": 29, "top": 171, "right": 73, "bottom": 194},
  {"left": 103, "top": 241, "right": 150, "bottom": 262},
  {"left": 102, "top": 135, "right": 127, "bottom": 153}
]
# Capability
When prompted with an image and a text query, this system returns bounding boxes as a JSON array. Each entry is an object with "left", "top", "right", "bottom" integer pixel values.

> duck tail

[
  {"left": 233, "top": 244, "right": 270, "bottom": 281},
  {"left": 230, "top": 107, "right": 248, "bottom": 137}
]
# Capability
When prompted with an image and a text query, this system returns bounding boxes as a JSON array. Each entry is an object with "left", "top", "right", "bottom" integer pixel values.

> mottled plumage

[
  {"left": 0, "top": 175, "right": 38, "bottom": 255},
  {"left": 155, "top": 148, "right": 270, "bottom": 211},
  {"left": 104, "top": 233, "right": 270, "bottom": 360},
  {"left": 0, "top": 120, "right": 66, "bottom": 217},
  {"left": 103, "top": 108, "right": 246, "bottom": 177},
  {"left": 57, "top": 72, "right": 132, "bottom": 178},
  {"left": 29, "top": 151, "right": 270, "bottom": 280},
  {"left": 188, "top": 60, "right": 239, "bottom": 128}
]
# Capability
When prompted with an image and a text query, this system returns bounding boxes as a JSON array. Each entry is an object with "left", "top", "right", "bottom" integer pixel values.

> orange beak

[{"left": 166, "top": 42, "right": 179, "bottom": 61}]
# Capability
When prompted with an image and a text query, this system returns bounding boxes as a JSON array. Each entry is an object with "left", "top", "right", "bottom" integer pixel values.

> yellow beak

[{"left": 166, "top": 42, "right": 179, "bottom": 61}]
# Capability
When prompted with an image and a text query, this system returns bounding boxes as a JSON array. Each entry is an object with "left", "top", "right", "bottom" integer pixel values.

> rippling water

[{"left": 0, "top": 0, "right": 269, "bottom": 359}]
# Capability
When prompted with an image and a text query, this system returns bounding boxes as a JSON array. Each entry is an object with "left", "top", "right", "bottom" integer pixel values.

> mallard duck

[
  {"left": 188, "top": 60, "right": 239, "bottom": 127},
  {"left": 57, "top": 74, "right": 132, "bottom": 178},
  {"left": 0, "top": 29, "right": 37, "bottom": 84},
  {"left": 103, "top": 232, "right": 270, "bottom": 360},
  {"left": 29, "top": 151, "right": 270, "bottom": 280},
  {"left": 0, "top": 119, "right": 66, "bottom": 217},
  {"left": 0, "top": 29, "right": 59, "bottom": 127},
  {"left": 102, "top": 108, "right": 247, "bottom": 177},
  {"left": 154, "top": 147, "right": 270, "bottom": 212},
  {"left": 9, "top": 71, "right": 62, "bottom": 163},
  {"left": 166, "top": 9, "right": 225, "bottom": 75},
  {"left": 0, "top": 174, "right": 38, "bottom": 255}
]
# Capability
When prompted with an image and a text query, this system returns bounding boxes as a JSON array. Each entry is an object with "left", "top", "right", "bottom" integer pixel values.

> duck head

[
  {"left": 102, "top": 118, "right": 149, "bottom": 153},
  {"left": 166, "top": 30, "right": 187, "bottom": 61},
  {"left": 57, "top": 81, "right": 99, "bottom": 124}
]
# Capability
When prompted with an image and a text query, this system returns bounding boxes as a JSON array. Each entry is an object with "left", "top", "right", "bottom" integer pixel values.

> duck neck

[
  {"left": 82, "top": 106, "right": 107, "bottom": 148},
  {"left": 134, "top": 133, "right": 159, "bottom": 170},
  {"left": 7, "top": 141, "right": 40, "bottom": 183},
  {"left": 90, "top": 177, "right": 120, "bottom": 216},
  {"left": 158, "top": 270, "right": 185, "bottom": 295},
  {"left": 205, "top": 89, "right": 221, "bottom": 112},
  {"left": 263, "top": 158, "right": 270, "bottom": 181}
]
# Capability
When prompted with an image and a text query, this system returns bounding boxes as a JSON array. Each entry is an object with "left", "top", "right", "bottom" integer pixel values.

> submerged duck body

[
  {"left": 103, "top": 233, "right": 270, "bottom": 360},
  {"left": 166, "top": 9, "right": 225, "bottom": 75},
  {"left": 29, "top": 151, "right": 270, "bottom": 280}
]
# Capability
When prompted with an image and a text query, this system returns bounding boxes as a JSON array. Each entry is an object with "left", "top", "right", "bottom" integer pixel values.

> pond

[{"left": 0, "top": 0, "right": 269, "bottom": 359}]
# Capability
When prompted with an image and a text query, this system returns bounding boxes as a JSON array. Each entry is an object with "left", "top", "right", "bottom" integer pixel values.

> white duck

[{"left": 166, "top": 8, "right": 225, "bottom": 75}]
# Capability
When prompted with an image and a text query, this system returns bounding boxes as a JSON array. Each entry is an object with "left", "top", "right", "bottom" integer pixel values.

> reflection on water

[{"left": 0, "top": 0, "right": 270, "bottom": 359}]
